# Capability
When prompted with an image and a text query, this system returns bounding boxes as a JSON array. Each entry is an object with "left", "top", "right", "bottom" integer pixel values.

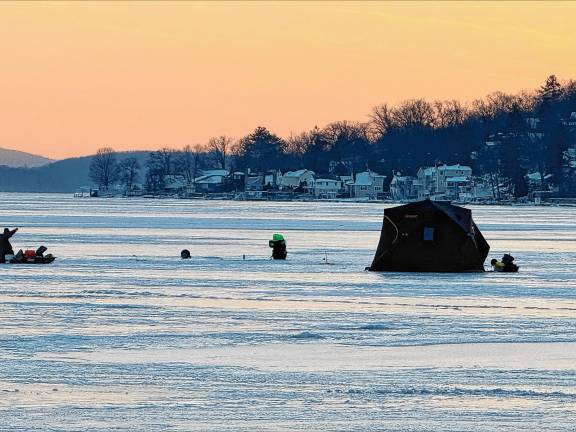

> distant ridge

[
  {"left": 0, "top": 147, "right": 53, "bottom": 168},
  {"left": 0, "top": 151, "right": 149, "bottom": 193}
]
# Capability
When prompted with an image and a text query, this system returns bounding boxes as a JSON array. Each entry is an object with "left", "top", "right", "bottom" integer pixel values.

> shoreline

[
  {"left": 80, "top": 194, "right": 576, "bottom": 207},
  {"left": 1, "top": 190, "right": 576, "bottom": 207}
]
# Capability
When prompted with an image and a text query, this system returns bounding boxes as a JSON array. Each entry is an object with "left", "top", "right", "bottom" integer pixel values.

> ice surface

[{"left": 1, "top": 193, "right": 576, "bottom": 431}]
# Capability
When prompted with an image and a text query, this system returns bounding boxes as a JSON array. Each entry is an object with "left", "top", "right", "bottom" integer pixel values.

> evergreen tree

[
  {"left": 501, "top": 105, "right": 528, "bottom": 198},
  {"left": 236, "top": 127, "right": 286, "bottom": 172},
  {"left": 539, "top": 75, "right": 562, "bottom": 101}
]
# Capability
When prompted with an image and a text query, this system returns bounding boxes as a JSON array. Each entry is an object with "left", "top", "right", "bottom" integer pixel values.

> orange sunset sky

[{"left": 1, "top": 1, "right": 576, "bottom": 160}]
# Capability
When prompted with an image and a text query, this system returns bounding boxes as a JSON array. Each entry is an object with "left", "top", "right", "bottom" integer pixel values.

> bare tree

[
  {"left": 514, "top": 90, "right": 537, "bottom": 112},
  {"left": 145, "top": 148, "right": 176, "bottom": 193},
  {"left": 157, "top": 147, "right": 177, "bottom": 176},
  {"left": 89, "top": 147, "right": 118, "bottom": 191},
  {"left": 117, "top": 157, "right": 140, "bottom": 194},
  {"left": 471, "top": 98, "right": 495, "bottom": 122},
  {"left": 283, "top": 132, "right": 311, "bottom": 169},
  {"left": 392, "top": 99, "right": 435, "bottom": 129},
  {"left": 176, "top": 144, "right": 205, "bottom": 185},
  {"left": 285, "top": 132, "right": 310, "bottom": 156},
  {"left": 321, "top": 120, "right": 371, "bottom": 163},
  {"left": 433, "top": 100, "right": 469, "bottom": 128},
  {"left": 227, "top": 140, "right": 246, "bottom": 172},
  {"left": 369, "top": 103, "right": 395, "bottom": 137},
  {"left": 207, "top": 136, "right": 233, "bottom": 170},
  {"left": 487, "top": 92, "right": 516, "bottom": 115}
]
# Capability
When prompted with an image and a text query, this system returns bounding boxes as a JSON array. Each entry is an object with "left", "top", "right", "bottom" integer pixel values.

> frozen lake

[{"left": 1, "top": 193, "right": 576, "bottom": 431}]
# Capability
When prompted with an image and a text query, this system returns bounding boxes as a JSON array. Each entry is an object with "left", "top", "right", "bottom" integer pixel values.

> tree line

[
  {"left": 90, "top": 75, "right": 576, "bottom": 197},
  {"left": 88, "top": 136, "right": 232, "bottom": 193}
]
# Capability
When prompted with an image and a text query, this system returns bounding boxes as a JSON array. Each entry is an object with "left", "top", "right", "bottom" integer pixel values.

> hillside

[
  {"left": 0, "top": 147, "right": 53, "bottom": 168},
  {"left": 0, "top": 151, "right": 148, "bottom": 193}
]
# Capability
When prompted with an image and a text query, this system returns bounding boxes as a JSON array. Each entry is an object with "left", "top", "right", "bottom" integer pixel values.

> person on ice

[
  {"left": 269, "top": 233, "right": 287, "bottom": 260},
  {"left": 0, "top": 227, "right": 18, "bottom": 263},
  {"left": 490, "top": 258, "right": 505, "bottom": 271},
  {"left": 490, "top": 254, "right": 519, "bottom": 272}
]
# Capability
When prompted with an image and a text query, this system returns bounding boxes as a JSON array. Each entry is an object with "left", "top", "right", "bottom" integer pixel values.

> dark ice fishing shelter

[{"left": 369, "top": 200, "right": 489, "bottom": 272}]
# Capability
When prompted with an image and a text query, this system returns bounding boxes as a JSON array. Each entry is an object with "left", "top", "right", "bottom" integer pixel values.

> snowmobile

[{"left": 4, "top": 246, "right": 56, "bottom": 265}]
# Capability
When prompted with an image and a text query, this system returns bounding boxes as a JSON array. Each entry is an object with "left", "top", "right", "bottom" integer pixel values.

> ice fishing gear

[{"left": 4, "top": 245, "right": 55, "bottom": 264}]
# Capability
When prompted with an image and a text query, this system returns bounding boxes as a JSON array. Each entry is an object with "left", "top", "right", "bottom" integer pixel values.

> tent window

[{"left": 423, "top": 227, "right": 435, "bottom": 242}]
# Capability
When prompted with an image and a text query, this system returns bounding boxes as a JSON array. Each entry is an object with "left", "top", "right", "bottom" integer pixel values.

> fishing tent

[{"left": 369, "top": 200, "right": 489, "bottom": 272}]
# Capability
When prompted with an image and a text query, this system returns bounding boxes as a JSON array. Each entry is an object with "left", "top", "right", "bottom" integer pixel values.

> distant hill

[
  {"left": 0, "top": 147, "right": 53, "bottom": 168},
  {"left": 0, "top": 151, "right": 148, "bottom": 193}
]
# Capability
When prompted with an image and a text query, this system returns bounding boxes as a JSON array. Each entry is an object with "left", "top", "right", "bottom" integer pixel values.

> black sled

[{"left": 5, "top": 246, "right": 56, "bottom": 265}]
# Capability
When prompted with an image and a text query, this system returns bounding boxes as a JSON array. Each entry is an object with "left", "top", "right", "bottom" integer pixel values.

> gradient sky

[{"left": 1, "top": 1, "right": 576, "bottom": 159}]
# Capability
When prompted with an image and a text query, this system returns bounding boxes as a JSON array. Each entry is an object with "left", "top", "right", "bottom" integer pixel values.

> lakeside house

[
  {"left": 84, "top": 160, "right": 506, "bottom": 203},
  {"left": 350, "top": 171, "right": 386, "bottom": 199},
  {"left": 312, "top": 178, "right": 342, "bottom": 199},
  {"left": 193, "top": 169, "right": 230, "bottom": 193},
  {"left": 390, "top": 174, "right": 417, "bottom": 201},
  {"left": 416, "top": 164, "right": 473, "bottom": 201},
  {"left": 244, "top": 169, "right": 283, "bottom": 191},
  {"left": 279, "top": 169, "right": 315, "bottom": 191}
]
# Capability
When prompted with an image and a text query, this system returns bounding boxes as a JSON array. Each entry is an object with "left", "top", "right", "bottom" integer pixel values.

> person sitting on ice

[
  {"left": 490, "top": 254, "right": 519, "bottom": 272},
  {"left": 490, "top": 258, "right": 505, "bottom": 272},
  {"left": 0, "top": 227, "right": 18, "bottom": 263},
  {"left": 269, "top": 233, "right": 287, "bottom": 260}
]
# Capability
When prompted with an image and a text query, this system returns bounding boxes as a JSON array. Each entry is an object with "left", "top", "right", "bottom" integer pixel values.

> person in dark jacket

[
  {"left": 490, "top": 254, "right": 519, "bottom": 272},
  {"left": 269, "top": 233, "right": 287, "bottom": 260},
  {"left": 0, "top": 227, "right": 18, "bottom": 263}
]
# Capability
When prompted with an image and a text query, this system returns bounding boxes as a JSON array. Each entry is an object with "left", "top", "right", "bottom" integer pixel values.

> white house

[
  {"left": 279, "top": 169, "right": 315, "bottom": 191},
  {"left": 351, "top": 171, "right": 386, "bottom": 199},
  {"left": 390, "top": 174, "right": 417, "bottom": 201},
  {"left": 437, "top": 164, "right": 472, "bottom": 200},
  {"left": 445, "top": 176, "right": 472, "bottom": 201},
  {"left": 312, "top": 178, "right": 342, "bottom": 199},
  {"left": 416, "top": 164, "right": 472, "bottom": 200},
  {"left": 193, "top": 170, "right": 229, "bottom": 192}
]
